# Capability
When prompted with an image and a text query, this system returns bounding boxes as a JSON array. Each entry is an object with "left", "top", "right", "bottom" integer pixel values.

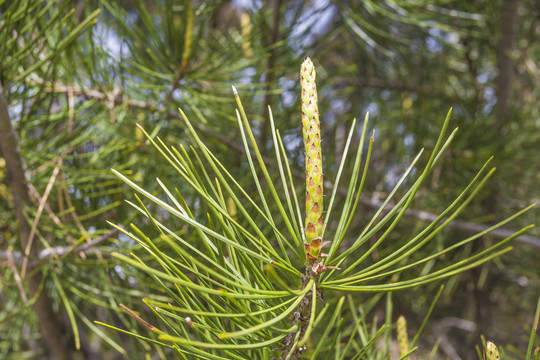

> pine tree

[{"left": 1, "top": 1, "right": 538, "bottom": 359}]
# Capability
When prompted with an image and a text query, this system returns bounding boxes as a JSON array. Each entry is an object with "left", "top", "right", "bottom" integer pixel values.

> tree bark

[{"left": 0, "top": 84, "right": 72, "bottom": 360}]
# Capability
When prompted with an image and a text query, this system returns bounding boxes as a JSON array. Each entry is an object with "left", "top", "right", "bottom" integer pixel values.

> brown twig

[
  {"left": 6, "top": 248, "right": 28, "bottom": 304},
  {"left": 41, "top": 228, "right": 119, "bottom": 259},
  {"left": 27, "top": 182, "right": 77, "bottom": 243},
  {"left": 0, "top": 228, "right": 120, "bottom": 268},
  {"left": 21, "top": 158, "right": 63, "bottom": 278}
]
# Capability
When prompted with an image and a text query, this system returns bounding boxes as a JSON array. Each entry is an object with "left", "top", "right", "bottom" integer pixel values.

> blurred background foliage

[{"left": 0, "top": 0, "right": 538, "bottom": 359}]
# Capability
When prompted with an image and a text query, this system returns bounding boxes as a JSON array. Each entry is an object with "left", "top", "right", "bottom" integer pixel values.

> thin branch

[
  {"left": 320, "top": 182, "right": 540, "bottom": 250},
  {"left": 0, "top": 229, "right": 120, "bottom": 268},
  {"left": 39, "top": 228, "right": 120, "bottom": 259},
  {"left": 34, "top": 80, "right": 540, "bottom": 250},
  {"left": 27, "top": 182, "right": 77, "bottom": 241},
  {"left": 0, "top": 250, "right": 25, "bottom": 266},
  {"left": 21, "top": 158, "right": 63, "bottom": 278},
  {"left": 6, "top": 248, "right": 28, "bottom": 304}
]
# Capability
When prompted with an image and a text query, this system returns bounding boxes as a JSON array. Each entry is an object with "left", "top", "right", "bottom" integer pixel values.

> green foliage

[
  {"left": 1, "top": 1, "right": 538, "bottom": 359},
  {"left": 104, "top": 60, "right": 533, "bottom": 358}
]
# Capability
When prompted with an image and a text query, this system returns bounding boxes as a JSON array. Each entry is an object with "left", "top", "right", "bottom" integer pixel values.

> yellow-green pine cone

[
  {"left": 397, "top": 315, "right": 409, "bottom": 359},
  {"left": 486, "top": 341, "right": 500, "bottom": 360},
  {"left": 301, "top": 57, "right": 323, "bottom": 256}
]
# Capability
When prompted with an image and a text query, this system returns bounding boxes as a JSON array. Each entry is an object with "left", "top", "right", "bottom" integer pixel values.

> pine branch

[{"left": 34, "top": 80, "right": 540, "bottom": 250}]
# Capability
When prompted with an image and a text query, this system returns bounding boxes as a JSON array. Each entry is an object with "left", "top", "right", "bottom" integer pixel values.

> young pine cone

[{"left": 301, "top": 58, "right": 324, "bottom": 262}]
